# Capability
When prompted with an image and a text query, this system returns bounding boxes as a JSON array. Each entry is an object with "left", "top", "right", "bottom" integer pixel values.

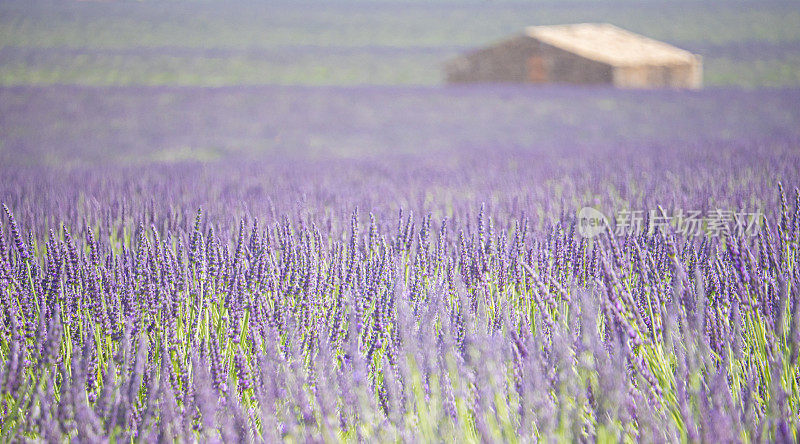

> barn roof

[{"left": 525, "top": 23, "right": 697, "bottom": 66}]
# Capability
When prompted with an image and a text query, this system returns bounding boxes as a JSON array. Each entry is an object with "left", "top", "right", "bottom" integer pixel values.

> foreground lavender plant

[{"left": 0, "top": 166, "right": 798, "bottom": 440}]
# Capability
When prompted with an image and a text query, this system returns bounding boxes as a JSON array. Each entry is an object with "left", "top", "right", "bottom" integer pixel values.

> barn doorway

[{"left": 527, "top": 56, "right": 548, "bottom": 83}]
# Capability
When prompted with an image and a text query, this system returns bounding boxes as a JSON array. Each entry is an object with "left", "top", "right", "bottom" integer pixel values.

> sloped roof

[{"left": 525, "top": 23, "right": 698, "bottom": 66}]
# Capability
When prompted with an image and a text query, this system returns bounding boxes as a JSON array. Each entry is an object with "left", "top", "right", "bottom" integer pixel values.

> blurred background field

[
  {"left": 2, "top": 85, "right": 800, "bottom": 167},
  {"left": 1, "top": 0, "right": 800, "bottom": 88},
  {"left": 1, "top": 0, "right": 799, "bottom": 168}
]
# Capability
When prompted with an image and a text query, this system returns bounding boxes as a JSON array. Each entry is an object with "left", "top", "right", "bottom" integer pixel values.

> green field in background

[{"left": 1, "top": 1, "right": 799, "bottom": 87}]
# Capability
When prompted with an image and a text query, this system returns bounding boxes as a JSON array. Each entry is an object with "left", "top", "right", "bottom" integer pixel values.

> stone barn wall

[
  {"left": 445, "top": 35, "right": 538, "bottom": 83},
  {"left": 613, "top": 59, "right": 703, "bottom": 89},
  {"left": 535, "top": 42, "right": 614, "bottom": 85}
]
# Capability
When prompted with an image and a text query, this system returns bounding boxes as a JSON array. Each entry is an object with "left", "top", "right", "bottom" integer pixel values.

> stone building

[{"left": 445, "top": 23, "right": 702, "bottom": 89}]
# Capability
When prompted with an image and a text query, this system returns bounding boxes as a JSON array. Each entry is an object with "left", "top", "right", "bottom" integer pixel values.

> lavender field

[
  {"left": 3, "top": 0, "right": 800, "bottom": 442},
  {"left": 3, "top": 85, "right": 800, "bottom": 166},
  {"left": 1, "top": 82, "right": 800, "bottom": 441}
]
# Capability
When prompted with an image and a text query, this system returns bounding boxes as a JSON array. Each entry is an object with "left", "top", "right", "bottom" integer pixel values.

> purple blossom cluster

[{"left": 0, "top": 139, "right": 799, "bottom": 441}]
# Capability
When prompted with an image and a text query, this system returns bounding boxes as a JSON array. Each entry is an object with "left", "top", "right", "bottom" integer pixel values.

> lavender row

[
  {"left": 1, "top": 166, "right": 799, "bottom": 440},
  {"left": 3, "top": 86, "right": 800, "bottom": 167}
]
